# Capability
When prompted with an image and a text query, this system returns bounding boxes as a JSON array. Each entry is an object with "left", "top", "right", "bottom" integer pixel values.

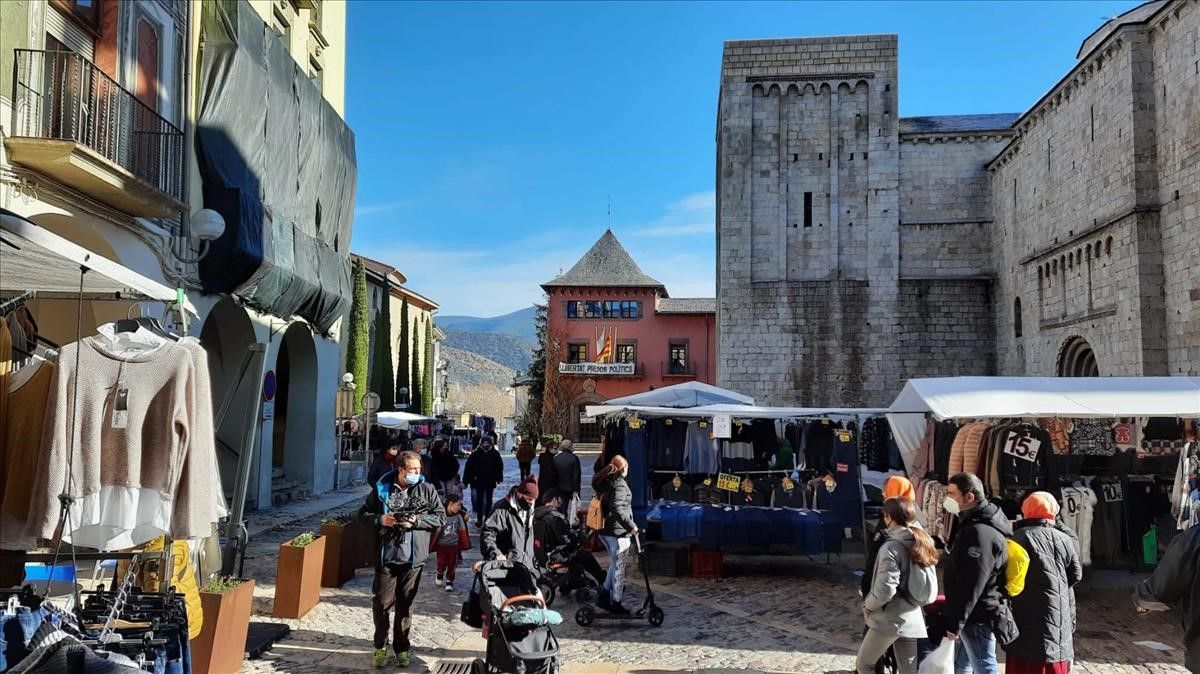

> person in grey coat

[
  {"left": 1134, "top": 524, "right": 1200, "bottom": 673},
  {"left": 1005, "top": 492, "right": 1083, "bottom": 673},
  {"left": 858, "top": 498, "right": 939, "bottom": 674}
]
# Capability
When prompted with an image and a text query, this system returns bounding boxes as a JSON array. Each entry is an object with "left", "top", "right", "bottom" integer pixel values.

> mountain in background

[
  {"left": 442, "top": 346, "right": 516, "bottom": 389},
  {"left": 438, "top": 306, "right": 538, "bottom": 342},
  {"left": 442, "top": 329, "right": 534, "bottom": 374}
]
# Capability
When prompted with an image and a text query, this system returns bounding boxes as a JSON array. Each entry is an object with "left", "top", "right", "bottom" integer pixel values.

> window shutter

[{"left": 46, "top": 7, "right": 95, "bottom": 60}]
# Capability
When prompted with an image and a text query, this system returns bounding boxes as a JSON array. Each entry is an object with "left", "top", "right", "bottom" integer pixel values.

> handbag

[
  {"left": 460, "top": 576, "right": 484, "bottom": 628},
  {"left": 586, "top": 496, "right": 605, "bottom": 531}
]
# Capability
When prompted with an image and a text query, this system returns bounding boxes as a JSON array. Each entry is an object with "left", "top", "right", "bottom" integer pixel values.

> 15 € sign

[{"left": 716, "top": 473, "right": 741, "bottom": 492}]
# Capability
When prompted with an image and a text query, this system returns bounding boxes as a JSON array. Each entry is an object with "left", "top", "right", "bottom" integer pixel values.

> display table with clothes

[{"left": 645, "top": 502, "right": 837, "bottom": 555}]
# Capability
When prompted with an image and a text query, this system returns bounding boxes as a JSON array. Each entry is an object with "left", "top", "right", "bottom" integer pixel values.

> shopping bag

[{"left": 917, "top": 641, "right": 955, "bottom": 674}]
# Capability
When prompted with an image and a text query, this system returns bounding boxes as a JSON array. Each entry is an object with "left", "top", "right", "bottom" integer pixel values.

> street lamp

[{"left": 397, "top": 387, "right": 410, "bottom": 411}]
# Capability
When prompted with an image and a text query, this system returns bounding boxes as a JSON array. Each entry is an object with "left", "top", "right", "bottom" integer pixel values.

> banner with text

[{"left": 558, "top": 362, "right": 636, "bottom": 376}]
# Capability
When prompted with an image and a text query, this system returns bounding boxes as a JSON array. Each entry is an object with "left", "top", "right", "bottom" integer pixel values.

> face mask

[
  {"left": 942, "top": 495, "right": 961, "bottom": 515},
  {"left": 404, "top": 473, "right": 422, "bottom": 486}
]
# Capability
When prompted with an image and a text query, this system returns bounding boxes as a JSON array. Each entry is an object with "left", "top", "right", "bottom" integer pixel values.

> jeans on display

[
  {"left": 954, "top": 623, "right": 1000, "bottom": 674},
  {"left": 0, "top": 605, "right": 49, "bottom": 669},
  {"left": 600, "top": 535, "right": 632, "bottom": 604}
]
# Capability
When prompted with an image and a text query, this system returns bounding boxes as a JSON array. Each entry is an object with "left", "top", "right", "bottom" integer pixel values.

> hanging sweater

[
  {"left": 1, "top": 360, "right": 55, "bottom": 549},
  {"left": 175, "top": 338, "right": 225, "bottom": 538},
  {"left": 27, "top": 337, "right": 203, "bottom": 550}
]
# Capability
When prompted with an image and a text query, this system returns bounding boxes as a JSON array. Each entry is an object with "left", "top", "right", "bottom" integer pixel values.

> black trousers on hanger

[{"left": 372, "top": 562, "right": 423, "bottom": 653}]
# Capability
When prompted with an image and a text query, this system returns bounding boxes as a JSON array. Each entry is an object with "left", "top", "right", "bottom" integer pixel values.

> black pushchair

[
  {"left": 463, "top": 561, "right": 561, "bottom": 674},
  {"left": 534, "top": 539, "right": 601, "bottom": 608}
]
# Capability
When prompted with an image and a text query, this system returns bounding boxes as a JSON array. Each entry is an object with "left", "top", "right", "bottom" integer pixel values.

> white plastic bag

[{"left": 918, "top": 641, "right": 955, "bottom": 674}]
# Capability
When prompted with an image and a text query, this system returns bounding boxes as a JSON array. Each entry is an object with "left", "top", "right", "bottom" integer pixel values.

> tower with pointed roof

[{"left": 539, "top": 230, "right": 716, "bottom": 443}]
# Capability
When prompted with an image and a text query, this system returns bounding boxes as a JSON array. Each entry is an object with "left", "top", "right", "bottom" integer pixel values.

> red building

[{"left": 542, "top": 230, "right": 716, "bottom": 442}]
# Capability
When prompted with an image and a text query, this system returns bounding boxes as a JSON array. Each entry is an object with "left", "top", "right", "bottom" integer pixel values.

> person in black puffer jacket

[
  {"left": 593, "top": 455, "right": 638, "bottom": 614},
  {"left": 942, "top": 473, "right": 1017, "bottom": 674},
  {"left": 1005, "top": 492, "right": 1082, "bottom": 674},
  {"left": 1135, "top": 524, "right": 1200, "bottom": 673}
]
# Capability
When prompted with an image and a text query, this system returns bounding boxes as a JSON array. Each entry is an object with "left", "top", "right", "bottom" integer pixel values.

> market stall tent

[
  {"left": 602, "top": 381, "right": 755, "bottom": 408},
  {"left": 1, "top": 209, "right": 198, "bottom": 316},
  {"left": 368, "top": 411, "right": 437, "bottom": 429},
  {"left": 886, "top": 376, "right": 1200, "bottom": 473},
  {"left": 586, "top": 402, "right": 885, "bottom": 420}
]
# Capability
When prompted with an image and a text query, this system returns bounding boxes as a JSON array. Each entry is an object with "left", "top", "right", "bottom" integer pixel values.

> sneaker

[
  {"left": 444, "top": 582, "right": 454, "bottom": 592},
  {"left": 372, "top": 648, "right": 389, "bottom": 668},
  {"left": 395, "top": 651, "right": 411, "bottom": 668},
  {"left": 609, "top": 601, "right": 631, "bottom": 616},
  {"left": 434, "top": 575, "right": 443, "bottom": 587}
]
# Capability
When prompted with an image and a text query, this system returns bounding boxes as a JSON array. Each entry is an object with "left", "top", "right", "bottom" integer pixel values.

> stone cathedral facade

[{"left": 716, "top": 0, "right": 1199, "bottom": 407}]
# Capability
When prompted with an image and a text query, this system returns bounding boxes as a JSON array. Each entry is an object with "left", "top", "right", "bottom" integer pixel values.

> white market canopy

[
  {"left": 603, "top": 381, "right": 755, "bottom": 408},
  {"left": 886, "top": 376, "right": 1200, "bottom": 473},
  {"left": 0, "top": 210, "right": 198, "bottom": 316},
  {"left": 586, "top": 402, "right": 886, "bottom": 420},
  {"left": 366, "top": 411, "right": 437, "bottom": 429}
]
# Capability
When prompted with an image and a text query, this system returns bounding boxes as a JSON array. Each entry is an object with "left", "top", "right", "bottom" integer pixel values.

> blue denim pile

[{"left": 0, "top": 604, "right": 50, "bottom": 670}]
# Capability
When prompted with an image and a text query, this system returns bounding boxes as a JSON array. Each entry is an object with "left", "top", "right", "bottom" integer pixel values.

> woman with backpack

[
  {"left": 858, "top": 497, "right": 939, "bottom": 674},
  {"left": 592, "top": 455, "right": 638, "bottom": 614},
  {"left": 1005, "top": 491, "right": 1083, "bottom": 674}
]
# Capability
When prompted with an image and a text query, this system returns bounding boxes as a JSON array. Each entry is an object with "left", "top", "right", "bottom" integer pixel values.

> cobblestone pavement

[{"left": 234, "top": 454, "right": 1190, "bottom": 674}]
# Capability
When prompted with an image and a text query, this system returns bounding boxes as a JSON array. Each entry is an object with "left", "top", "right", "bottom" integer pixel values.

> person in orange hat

[
  {"left": 863, "top": 476, "right": 924, "bottom": 598},
  {"left": 1004, "top": 491, "right": 1083, "bottom": 674}
]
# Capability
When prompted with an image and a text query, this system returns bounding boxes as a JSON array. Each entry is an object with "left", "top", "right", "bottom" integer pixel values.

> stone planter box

[
  {"left": 192, "top": 579, "right": 255, "bottom": 674},
  {"left": 273, "top": 535, "right": 326, "bottom": 619}
]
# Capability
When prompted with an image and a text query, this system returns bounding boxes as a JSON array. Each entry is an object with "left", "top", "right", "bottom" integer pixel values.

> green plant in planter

[
  {"left": 291, "top": 532, "right": 318, "bottom": 548},
  {"left": 201, "top": 576, "right": 246, "bottom": 593}
]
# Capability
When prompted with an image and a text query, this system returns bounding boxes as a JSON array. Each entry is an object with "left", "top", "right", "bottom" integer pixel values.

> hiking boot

[
  {"left": 396, "top": 651, "right": 411, "bottom": 668},
  {"left": 372, "top": 648, "right": 389, "bottom": 668}
]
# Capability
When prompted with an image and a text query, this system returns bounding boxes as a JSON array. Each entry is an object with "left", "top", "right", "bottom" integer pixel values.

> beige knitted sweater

[{"left": 28, "top": 334, "right": 217, "bottom": 549}]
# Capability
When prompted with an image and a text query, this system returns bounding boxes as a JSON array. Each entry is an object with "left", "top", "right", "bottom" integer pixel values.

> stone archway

[
  {"left": 198, "top": 297, "right": 258, "bottom": 506},
  {"left": 570, "top": 391, "right": 606, "bottom": 444},
  {"left": 1057, "top": 335, "right": 1100, "bottom": 377},
  {"left": 272, "top": 323, "right": 318, "bottom": 496}
]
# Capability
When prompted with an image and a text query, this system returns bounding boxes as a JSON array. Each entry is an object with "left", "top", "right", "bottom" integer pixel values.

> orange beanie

[
  {"left": 1022, "top": 491, "right": 1060, "bottom": 520},
  {"left": 883, "top": 476, "right": 916, "bottom": 502}
]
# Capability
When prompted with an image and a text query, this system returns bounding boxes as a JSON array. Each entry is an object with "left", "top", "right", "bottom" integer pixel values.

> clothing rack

[{"left": 0, "top": 290, "right": 34, "bottom": 315}]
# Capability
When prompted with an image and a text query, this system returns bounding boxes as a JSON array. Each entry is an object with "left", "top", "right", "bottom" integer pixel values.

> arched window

[
  {"left": 1057, "top": 336, "right": 1100, "bottom": 377},
  {"left": 1013, "top": 297, "right": 1023, "bottom": 338}
]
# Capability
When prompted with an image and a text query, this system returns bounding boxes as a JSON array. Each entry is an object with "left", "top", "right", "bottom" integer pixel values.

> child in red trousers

[{"left": 434, "top": 494, "right": 470, "bottom": 591}]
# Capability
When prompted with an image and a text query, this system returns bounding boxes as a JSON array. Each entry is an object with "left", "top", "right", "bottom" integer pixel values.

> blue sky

[{"left": 346, "top": 0, "right": 1141, "bottom": 317}]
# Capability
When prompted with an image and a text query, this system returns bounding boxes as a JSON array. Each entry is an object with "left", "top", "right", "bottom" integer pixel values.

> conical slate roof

[{"left": 542, "top": 229, "right": 665, "bottom": 291}]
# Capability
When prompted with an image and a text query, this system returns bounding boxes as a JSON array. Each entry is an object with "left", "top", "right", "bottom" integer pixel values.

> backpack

[
  {"left": 906, "top": 561, "right": 939, "bottom": 607},
  {"left": 1004, "top": 539, "right": 1030, "bottom": 597},
  {"left": 586, "top": 496, "right": 605, "bottom": 531}
]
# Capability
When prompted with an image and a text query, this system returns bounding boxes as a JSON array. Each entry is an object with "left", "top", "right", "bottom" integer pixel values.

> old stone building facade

[{"left": 716, "top": 0, "right": 1198, "bottom": 407}]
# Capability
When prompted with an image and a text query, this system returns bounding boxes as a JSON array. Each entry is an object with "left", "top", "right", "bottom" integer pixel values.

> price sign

[
  {"left": 1101, "top": 483, "right": 1123, "bottom": 503},
  {"left": 716, "top": 473, "right": 741, "bottom": 492},
  {"left": 712, "top": 414, "right": 732, "bottom": 439},
  {"left": 1002, "top": 432, "right": 1042, "bottom": 463}
]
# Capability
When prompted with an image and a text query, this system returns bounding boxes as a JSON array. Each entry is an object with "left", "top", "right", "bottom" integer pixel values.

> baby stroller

[
  {"left": 534, "top": 539, "right": 600, "bottom": 607},
  {"left": 465, "top": 561, "right": 561, "bottom": 674}
]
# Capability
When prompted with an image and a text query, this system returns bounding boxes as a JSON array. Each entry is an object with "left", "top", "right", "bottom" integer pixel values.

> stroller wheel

[
  {"left": 471, "top": 658, "right": 487, "bottom": 674},
  {"left": 647, "top": 606, "right": 665, "bottom": 627},
  {"left": 574, "top": 585, "right": 598, "bottom": 606},
  {"left": 537, "top": 578, "right": 557, "bottom": 607},
  {"left": 575, "top": 605, "right": 595, "bottom": 626}
]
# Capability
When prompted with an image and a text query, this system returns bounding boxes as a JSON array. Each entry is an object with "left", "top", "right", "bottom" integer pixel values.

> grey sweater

[{"left": 863, "top": 526, "right": 936, "bottom": 638}]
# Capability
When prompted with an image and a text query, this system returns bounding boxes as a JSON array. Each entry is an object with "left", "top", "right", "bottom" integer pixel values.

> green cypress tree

[
  {"left": 345, "top": 258, "right": 370, "bottom": 413},
  {"left": 422, "top": 319, "right": 434, "bottom": 416},
  {"left": 371, "top": 289, "right": 395, "bottom": 411},
  {"left": 410, "top": 316, "right": 423, "bottom": 413},
  {"left": 396, "top": 298, "right": 410, "bottom": 408}
]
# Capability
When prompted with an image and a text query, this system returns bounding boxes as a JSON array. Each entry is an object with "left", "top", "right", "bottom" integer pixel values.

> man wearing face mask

[
  {"left": 481, "top": 477, "right": 539, "bottom": 569},
  {"left": 361, "top": 451, "right": 445, "bottom": 669},
  {"left": 941, "top": 472, "right": 1018, "bottom": 674}
]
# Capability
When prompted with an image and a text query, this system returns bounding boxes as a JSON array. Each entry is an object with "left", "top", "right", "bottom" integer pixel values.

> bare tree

[{"left": 540, "top": 326, "right": 585, "bottom": 437}]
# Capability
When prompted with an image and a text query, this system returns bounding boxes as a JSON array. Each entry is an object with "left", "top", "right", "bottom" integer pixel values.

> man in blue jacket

[{"left": 361, "top": 451, "right": 445, "bottom": 668}]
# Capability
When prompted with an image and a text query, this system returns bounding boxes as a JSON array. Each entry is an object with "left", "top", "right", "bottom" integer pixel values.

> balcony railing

[
  {"left": 662, "top": 360, "right": 697, "bottom": 377},
  {"left": 10, "top": 49, "right": 184, "bottom": 203}
]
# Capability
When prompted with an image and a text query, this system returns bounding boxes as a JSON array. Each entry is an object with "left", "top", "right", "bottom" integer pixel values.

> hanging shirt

[
  {"left": 998, "top": 424, "right": 1057, "bottom": 491},
  {"left": 1069, "top": 419, "right": 1117, "bottom": 456},
  {"left": 1112, "top": 419, "right": 1143, "bottom": 452},
  {"left": 1, "top": 359, "right": 55, "bottom": 549},
  {"left": 1060, "top": 486, "right": 1097, "bottom": 566},
  {"left": 683, "top": 422, "right": 718, "bottom": 475},
  {"left": 1038, "top": 418, "right": 1073, "bottom": 455}
]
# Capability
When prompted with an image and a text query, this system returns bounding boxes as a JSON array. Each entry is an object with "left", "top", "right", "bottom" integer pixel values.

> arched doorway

[
  {"left": 1057, "top": 336, "right": 1100, "bottom": 377},
  {"left": 272, "top": 323, "right": 318, "bottom": 496},
  {"left": 198, "top": 297, "right": 258, "bottom": 506},
  {"left": 570, "top": 392, "right": 605, "bottom": 443}
]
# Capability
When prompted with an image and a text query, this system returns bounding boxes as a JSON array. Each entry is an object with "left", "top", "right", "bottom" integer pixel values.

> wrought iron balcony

[
  {"left": 662, "top": 360, "right": 697, "bottom": 377},
  {"left": 6, "top": 49, "right": 185, "bottom": 217}
]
